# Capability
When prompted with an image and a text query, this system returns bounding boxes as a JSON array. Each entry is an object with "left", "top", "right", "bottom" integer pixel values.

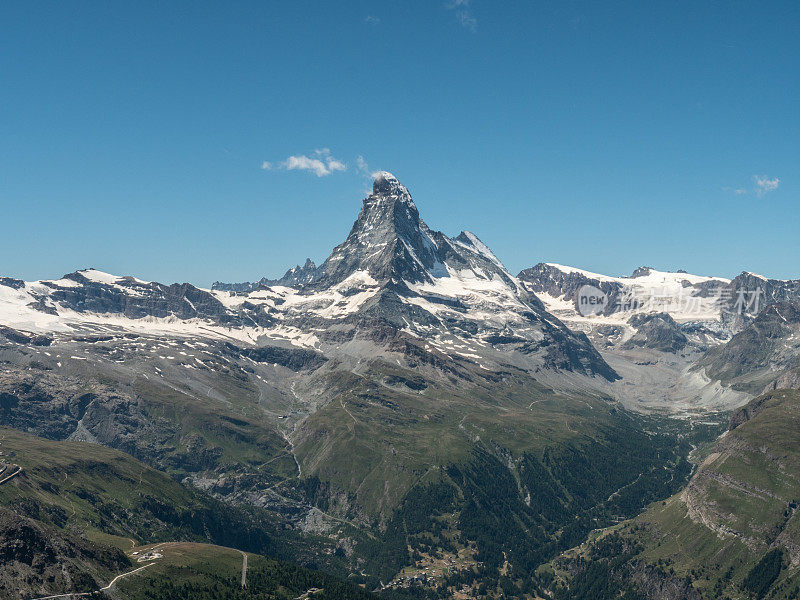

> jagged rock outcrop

[
  {"left": 720, "top": 272, "right": 800, "bottom": 331},
  {"left": 700, "top": 301, "right": 800, "bottom": 392},
  {"left": 0, "top": 508, "right": 129, "bottom": 600},
  {"left": 764, "top": 366, "right": 800, "bottom": 392},
  {"left": 213, "top": 258, "right": 319, "bottom": 292},
  {"left": 623, "top": 313, "right": 688, "bottom": 353}
]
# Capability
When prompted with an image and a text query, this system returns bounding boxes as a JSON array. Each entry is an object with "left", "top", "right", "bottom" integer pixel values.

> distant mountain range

[{"left": 1, "top": 172, "right": 799, "bottom": 599}]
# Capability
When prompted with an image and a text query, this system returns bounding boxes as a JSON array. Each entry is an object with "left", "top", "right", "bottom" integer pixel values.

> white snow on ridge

[
  {"left": 0, "top": 283, "right": 69, "bottom": 333},
  {"left": 544, "top": 263, "right": 619, "bottom": 282},
  {"left": 544, "top": 263, "right": 730, "bottom": 285},
  {"left": 0, "top": 274, "right": 318, "bottom": 348},
  {"left": 744, "top": 271, "right": 768, "bottom": 280},
  {"left": 78, "top": 269, "right": 123, "bottom": 284},
  {"left": 535, "top": 264, "right": 731, "bottom": 325},
  {"left": 454, "top": 232, "right": 507, "bottom": 271},
  {"left": 626, "top": 269, "right": 730, "bottom": 286},
  {"left": 0, "top": 269, "right": 389, "bottom": 349}
]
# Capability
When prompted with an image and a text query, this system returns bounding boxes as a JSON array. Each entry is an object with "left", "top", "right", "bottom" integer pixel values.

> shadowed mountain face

[
  {"left": 699, "top": 300, "right": 800, "bottom": 393},
  {"left": 317, "top": 172, "right": 448, "bottom": 286}
]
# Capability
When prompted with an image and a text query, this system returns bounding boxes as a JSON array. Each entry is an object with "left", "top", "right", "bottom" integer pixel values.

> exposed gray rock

[
  {"left": 764, "top": 366, "right": 800, "bottom": 392},
  {"left": 0, "top": 326, "right": 52, "bottom": 347},
  {"left": 0, "top": 277, "right": 24, "bottom": 290},
  {"left": 700, "top": 301, "right": 800, "bottom": 392},
  {"left": 721, "top": 272, "right": 800, "bottom": 332},
  {"left": 518, "top": 262, "right": 623, "bottom": 316},
  {"left": 0, "top": 367, "right": 177, "bottom": 465},
  {"left": 623, "top": 313, "right": 688, "bottom": 353},
  {"left": 213, "top": 258, "right": 319, "bottom": 292}
]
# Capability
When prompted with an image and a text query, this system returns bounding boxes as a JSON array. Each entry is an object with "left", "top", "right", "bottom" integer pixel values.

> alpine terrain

[{"left": 1, "top": 173, "right": 798, "bottom": 599}]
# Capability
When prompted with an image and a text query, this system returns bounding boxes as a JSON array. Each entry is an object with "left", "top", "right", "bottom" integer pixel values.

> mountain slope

[
  {"left": 115, "top": 542, "right": 378, "bottom": 600},
  {"left": 0, "top": 427, "right": 384, "bottom": 599},
  {"left": 0, "top": 506, "right": 129, "bottom": 600},
  {"left": 0, "top": 427, "right": 302, "bottom": 598},
  {"left": 0, "top": 172, "right": 750, "bottom": 598},
  {"left": 549, "top": 389, "right": 800, "bottom": 600},
  {"left": 517, "top": 262, "right": 749, "bottom": 414},
  {"left": 699, "top": 301, "right": 800, "bottom": 393},
  {"left": 519, "top": 263, "right": 730, "bottom": 325}
]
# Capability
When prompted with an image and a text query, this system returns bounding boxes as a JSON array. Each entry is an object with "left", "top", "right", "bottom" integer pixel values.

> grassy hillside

[
  {"left": 287, "top": 361, "right": 723, "bottom": 596},
  {"left": 549, "top": 389, "right": 800, "bottom": 600},
  {"left": 0, "top": 355, "right": 725, "bottom": 599},
  {"left": 113, "top": 542, "right": 378, "bottom": 600},
  {"left": 293, "top": 361, "right": 703, "bottom": 521},
  {"left": 0, "top": 428, "right": 343, "bottom": 598},
  {"left": 0, "top": 427, "right": 284, "bottom": 554}
]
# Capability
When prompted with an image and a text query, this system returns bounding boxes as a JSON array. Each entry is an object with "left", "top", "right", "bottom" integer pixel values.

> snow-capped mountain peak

[
  {"left": 371, "top": 170, "right": 410, "bottom": 198},
  {"left": 316, "top": 173, "right": 448, "bottom": 286},
  {"left": 519, "top": 262, "right": 731, "bottom": 326}
]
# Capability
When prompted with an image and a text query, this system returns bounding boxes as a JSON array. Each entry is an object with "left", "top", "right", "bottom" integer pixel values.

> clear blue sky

[{"left": 1, "top": 1, "right": 798, "bottom": 286}]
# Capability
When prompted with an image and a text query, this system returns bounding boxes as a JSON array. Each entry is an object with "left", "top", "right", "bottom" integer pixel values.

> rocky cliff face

[
  {"left": 0, "top": 507, "right": 129, "bottom": 600},
  {"left": 213, "top": 258, "right": 319, "bottom": 292},
  {"left": 623, "top": 313, "right": 688, "bottom": 353},
  {"left": 721, "top": 272, "right": 800, "bottom": 331},
  {"left": 518, "top": 262, "right": 624, "bottom": 315},
  {"left": 699, "top": 300, "right": 800, "bottom": 393},
  {"left": 764, "top": 366, "right": 800, "bottom": 392}
]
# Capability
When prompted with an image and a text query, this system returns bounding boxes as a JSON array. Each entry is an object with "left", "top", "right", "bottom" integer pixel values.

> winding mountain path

[
  {"left": 0, "top": 464, "right": 22, "bottom": 485},
  {"left": 28, "top": 563, "right": 154, "bottom": 600}
]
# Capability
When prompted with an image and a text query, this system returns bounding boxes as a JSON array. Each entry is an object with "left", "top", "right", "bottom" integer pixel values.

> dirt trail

[
  {"left": 28, "top": 563, "right": 154, "bottom": 600},
  {"left": 240, "top": 551, "right": 248, "bottom": 588},
  {"left": 0, "top": 465, "right": 22, "bottom": 485}
]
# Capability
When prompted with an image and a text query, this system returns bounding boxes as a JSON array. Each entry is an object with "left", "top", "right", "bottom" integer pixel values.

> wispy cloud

[
  {"left": 446, "top": 0, "right": 477, "bottom": 32},
  {"left": 356, "top": 156, "right": 386, "bottom": 193},
  {"left": 261, "top": 148, "right": 347, "bottom": 177},
  {"left": 364, "top": 15, "right": 380, "bottom": 25},
  {"left": 356, "top": 155, "right": 378, "bottom": 178},
  {"left": 753, "top": 175, "right": 780, "bottom": 196},
  {"left": 724, "top": 175, "right": 780, "bottom": 197}
]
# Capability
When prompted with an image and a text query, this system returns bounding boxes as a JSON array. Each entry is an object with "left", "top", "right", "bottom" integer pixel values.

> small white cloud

[
  {"left": 356, "top": 155, "right": 382, "bottom": 177},
  {"left": 355, "top": 156, "right": 382, "bottom": 193},
  {"left": 447, "top": 0, "right": 477, "bottom": 31},
  {"left": 364, "top": 15, "right": 380, "bottom": 25},
  {"left": 723, "top": 185, "right": 748, "bottom": 196},
  {"left": 753, "top": 175, "right": 780, "bottom": 196},
  {"left": 262, "top": 149, "right": 347, "bottom": 177}
]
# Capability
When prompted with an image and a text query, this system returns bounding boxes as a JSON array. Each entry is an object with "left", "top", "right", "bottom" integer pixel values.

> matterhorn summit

[{"left": 0, "top": 171, "right": 618, "bottom": 384}]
